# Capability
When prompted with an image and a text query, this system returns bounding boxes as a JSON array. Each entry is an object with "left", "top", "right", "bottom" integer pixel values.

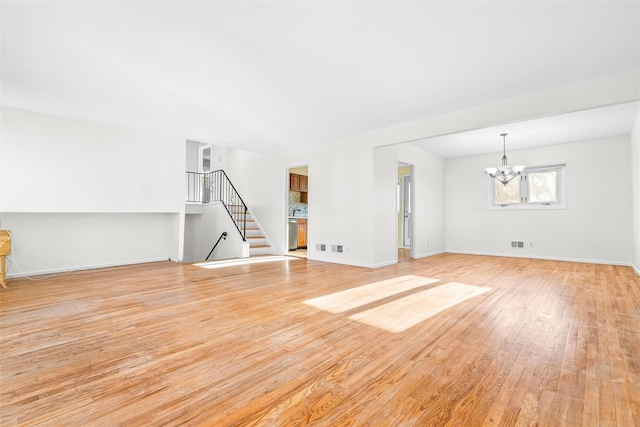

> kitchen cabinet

[
  {"left": 290, "top": 174, "right": 300, "bottom": 191},
  {"left": 289, "top": 173, "right": 308, "bottom": 192},
  {"left": 297, "top": 218, "right": 307, "bottom": 248}
]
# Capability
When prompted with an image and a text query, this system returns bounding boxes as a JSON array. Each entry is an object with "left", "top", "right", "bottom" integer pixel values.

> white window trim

[{"left": 487, "top": 163, "right": 567, "bottom": 211}]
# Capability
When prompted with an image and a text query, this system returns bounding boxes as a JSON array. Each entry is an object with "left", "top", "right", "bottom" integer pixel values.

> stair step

[
  {"left": 246, "top": 235, "right": 265, "bottom": 240},
  {"left": 250, "top": 244, "right": 271, "bottom": 249},
  {"left": 250, "top": 245, "right": 276, "bottom": 256}
]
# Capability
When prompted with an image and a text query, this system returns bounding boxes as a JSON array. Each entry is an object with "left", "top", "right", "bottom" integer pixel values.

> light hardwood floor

[{"left": 1, "top": 254, "right": 639, "bottom": 426}]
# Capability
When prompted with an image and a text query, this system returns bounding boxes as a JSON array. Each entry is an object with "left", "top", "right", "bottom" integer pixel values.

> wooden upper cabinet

[
  {"left": 289, "top": 173, "right": 308, "bottom": 192},
  {"left": 290, "top": 174, "right": 300, "bottom": 191}
]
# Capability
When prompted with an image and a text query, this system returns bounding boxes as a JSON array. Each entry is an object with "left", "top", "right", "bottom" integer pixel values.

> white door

[
  {"left": 199, "top": 145, "right": 212, "bottom": 173},
  {"left": 402, "top": 174, "right": 411, "bottom": 247}
]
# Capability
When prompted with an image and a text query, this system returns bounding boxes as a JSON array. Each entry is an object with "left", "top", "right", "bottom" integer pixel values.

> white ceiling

[
  {"left": 1, "top": 1, "right": 639, "bottom": 155},
  {"left": 409, "top": 101, "right": 640, "bottom": 159}
]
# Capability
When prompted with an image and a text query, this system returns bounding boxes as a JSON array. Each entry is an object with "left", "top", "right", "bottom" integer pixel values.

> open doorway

[
  {"left": 397, "top": 162, "right": 413, "bottom": 262},
  {"left": 286, "top": 165, "right": 308, "bottom": 259},
  {"left": 198, "top": 144, "right": 212, "bottom": 173}
]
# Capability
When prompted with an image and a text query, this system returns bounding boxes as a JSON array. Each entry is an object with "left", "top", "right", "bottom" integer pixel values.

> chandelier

[{"left": 485, "top": 133, "right": 524, "bottom": 186}]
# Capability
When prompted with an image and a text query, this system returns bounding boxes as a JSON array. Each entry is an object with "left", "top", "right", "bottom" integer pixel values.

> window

[{"left": 488, "top": 163, "right": 566, "bottom": 210}]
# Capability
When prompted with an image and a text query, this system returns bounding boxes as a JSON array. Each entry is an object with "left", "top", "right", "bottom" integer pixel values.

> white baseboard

[
  {"left": 7, "top": 257, "right": 170, "bottom": 279},
  {"left": 412, "top": 250, "right": 446, "bottom": 260},
  {"left": 447, "top": 250, "right": 635, "bottom": 268},
  {"left": 371, "top": 260, "right": 398, "bottom": 268},
  {"left": 370, "top": 250, "right": 445, "bottom": 268},
  {"left": 632, "top": 263, "right": 640, "bottom": 277}
]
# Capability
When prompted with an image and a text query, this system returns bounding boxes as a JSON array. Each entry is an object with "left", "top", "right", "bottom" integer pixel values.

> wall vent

[
  {"left": 511, "top": 241, "right": 524, "bottom": 248},
  {"left": 316, "top": 244, "right": 326, "bottom": 251},
  {"left": 331, "top": 245, "right": 344, "bottom": 253}
]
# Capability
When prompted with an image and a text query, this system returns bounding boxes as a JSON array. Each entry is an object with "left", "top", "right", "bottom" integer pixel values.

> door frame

[
  {"left": 402, "top": 173, "right": 412, "bottom": 247},
  {"left": 397, "top": 161, "right": 415, "bottom": 260},
  {"left": 285, "top": 163, "right": 309, "bottom": 256}
]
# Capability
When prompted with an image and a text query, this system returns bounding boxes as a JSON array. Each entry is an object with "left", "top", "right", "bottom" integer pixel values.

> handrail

[
  {"left": 185, "top": 170, "right": 248, "bottom": 241},
  {"left": 219, "top": 170, "right": 248, "bottom": 240},
  {"left": 206, "top": 232, "right": 227, "bottom": 261}
]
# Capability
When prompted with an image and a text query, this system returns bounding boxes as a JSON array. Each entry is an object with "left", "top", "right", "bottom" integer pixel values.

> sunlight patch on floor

[
  {"left": 194, "top": 256, "right": 291, "bottom": 269},
  {"left": 349, "top": 282, "right": 492, "bottom": 333},
  {"left": 304, "top": 275, "right": 440, "bottom": 313}
]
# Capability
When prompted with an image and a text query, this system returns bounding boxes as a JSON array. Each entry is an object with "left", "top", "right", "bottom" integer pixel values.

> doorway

[
  {"left": 286, "top": 165, "right": 309, "bottom": 259},
  {"left": 397, "top": 162, "right": 413, "bottom": 262},
  {"left": 198, "top": 145, "right": 212, "bottom": 173}
]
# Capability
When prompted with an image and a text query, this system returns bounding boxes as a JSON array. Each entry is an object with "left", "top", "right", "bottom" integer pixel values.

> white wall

[
  {"left": 0, "top": 107, "right": 185, "bottom": 276},
  {"left": 631, "top": 110, "right": 640, "bottom": 275},
  {"left": 186, "top": 140, "right": 200, "bottom": 172},
  {"left": 373, "top": 143, "right": 446, "bottom": 266},
  {"left": 1, "top": 213, "right": 178, "bottom": 277},
  {"left": 279, "top": 138, "right": 376, "bottom": 267},
  {"left": 274, "top": 72, "right": 637, "bottom": 268},
  {"left": 186, "top": 141, "right": 227, "bottom": 173},
  {"left": 1, "top": 72, "right": 635, "bottom": 273},
  {"left": 273, "top": 72, "right": 636, "bottom": 268},
  {"left": 224, "top": 148, "right": 285, "bottom": 254},
  {"left": 446, "top": 136, "right": 633, "bottom": 265},
  {"left": 1, "top": 107, "right": 184, "bottom": 213}
]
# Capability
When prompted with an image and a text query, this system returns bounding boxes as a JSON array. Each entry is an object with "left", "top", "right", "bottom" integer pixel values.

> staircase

[
  {"left": 186, "top": 169, "right": 276, "bottom": 258},
  {"left": 230, "top": 205, "right": 275, "bottom": 256}
]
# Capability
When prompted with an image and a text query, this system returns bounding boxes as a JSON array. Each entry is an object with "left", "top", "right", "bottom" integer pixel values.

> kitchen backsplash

[{"left": 289, "top": 191, "right": 308, "bottom": 216}]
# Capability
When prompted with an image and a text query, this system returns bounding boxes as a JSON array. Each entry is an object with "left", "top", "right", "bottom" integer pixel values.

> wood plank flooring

[{"left": 1, "top": 254, "right": 639, "bottom": 426}]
